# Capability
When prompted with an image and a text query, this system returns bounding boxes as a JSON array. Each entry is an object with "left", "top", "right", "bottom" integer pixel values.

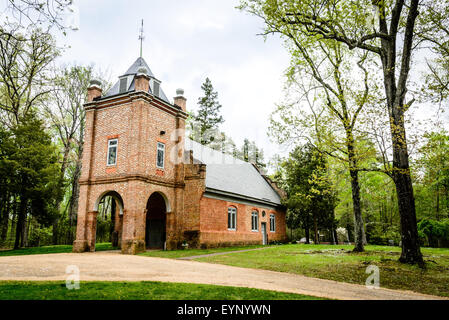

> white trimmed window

[
  {"left": 107, "top": 139, "right": 118, "bottom": 166},
  {"left": 251, "top": 211, "right": 259, "bottom": 232},
  {"left": 228, "top": 207, "right": 236, "bottom": 230},
  {"left": 270, "top": 214, "right": 276, "bottom": 232},
  {"left": 156, "top": 142, "right": 165, "bottom": 169}
]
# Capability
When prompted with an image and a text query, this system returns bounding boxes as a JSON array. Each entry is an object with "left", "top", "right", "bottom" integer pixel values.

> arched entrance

[
  {"left": 145, "top": 192, "right": 167, "bottom": 249},
  {"left": 94, "top": 191, "right": 124, "bottom": 249}
]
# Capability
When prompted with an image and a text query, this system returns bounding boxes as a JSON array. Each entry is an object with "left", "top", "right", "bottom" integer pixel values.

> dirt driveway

[{"left": 0, "top": 251, "right": 444, "bottom": 300}]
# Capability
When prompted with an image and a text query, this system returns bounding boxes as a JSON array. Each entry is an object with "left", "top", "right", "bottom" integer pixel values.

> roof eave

[{"left": 204, "top": 187, "right": 283, "bottom": 208}]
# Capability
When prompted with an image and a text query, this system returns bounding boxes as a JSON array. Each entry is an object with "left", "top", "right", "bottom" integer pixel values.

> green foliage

[
  {"left": 275, "top": 143, "right": 337, "bottom": 241},
  {"left": 27, "top": 227, "right": 53, "bottom": 247},
  {"left": 0, "top": 112, "right": 62, "bottom": 248},
  {"left": 11, "top": 113, "right": 61, "bottom": 225},
  {"left": 418, "top": 218, "right": 449, "bottom": 247},
  {"left": 414, "top": 130, "right": 449, "bottom": 220},
  {"left": 190, "top": 77, "right": 224, "bottom": 145},
  {"left": 365, "top": 223, "right": 401, "bottom": 246}
]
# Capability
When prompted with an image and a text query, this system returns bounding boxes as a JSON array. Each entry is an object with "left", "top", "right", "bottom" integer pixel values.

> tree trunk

[
  {"left": 21, "top": 215, "right": 28, "bottom": 247},
  {"left": 0, "top": 193, "right": 10, "bottom": 245},
  {"left": 313, "top": 213, "right": 318, "bottom": 244},
  {"left": 436, "top": 180, "right": 440, "bottom": 220},
  {"left": 14, "top": 197, "right": 27, "bottom": 250},
  {"left": 305, "top": 214, "right": 310, "bottom": 244},
  {"left": 394, "top": 169, "right": 423, "bottom": 264},
  {"left": 349, "top": 169, "right": 365, "bottom": 252},
  {"left": 378, "top": 0, "right": 423, "bottom": 265},
  {"left": 52, "top": 147, "right": 71, "bottom": 245}
]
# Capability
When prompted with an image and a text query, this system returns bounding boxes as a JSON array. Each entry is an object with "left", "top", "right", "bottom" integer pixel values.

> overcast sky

[{"left": 52, "top": 0, "right": 291, "bottom": 167}]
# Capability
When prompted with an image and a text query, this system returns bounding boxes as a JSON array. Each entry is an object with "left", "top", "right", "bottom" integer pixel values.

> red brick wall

[
  {"left": 198, "top": 196, "right": 287, "bottom": 247},
  {"left": 74, "top": 90, "right": 188, "bottom": 254},
  {"left": 73, "top": 85, "right": 286, "bottom": 254}
]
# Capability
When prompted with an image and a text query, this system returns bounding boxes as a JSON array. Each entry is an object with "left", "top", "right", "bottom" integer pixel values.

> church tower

[{"left": 73, "top": 57, "right": 189, "bottom": 254}]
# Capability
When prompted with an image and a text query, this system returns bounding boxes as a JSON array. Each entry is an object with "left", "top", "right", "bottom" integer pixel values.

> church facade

[{"left": 73, "top": 57, "right": 287, "bottom": 254}]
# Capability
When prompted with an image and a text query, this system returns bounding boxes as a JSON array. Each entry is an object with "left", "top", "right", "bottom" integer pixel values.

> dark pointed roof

[
  {"left": 123, "top": 57, "right": 155, "bottom": 77},
  {"left": 104, "top": 57, "right": 170, "bottom": 103}
]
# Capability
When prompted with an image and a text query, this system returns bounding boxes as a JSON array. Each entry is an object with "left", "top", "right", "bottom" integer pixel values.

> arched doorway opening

[
  {"left": 94, "top": 191, "right": 124, "bottom": 249},
  {"left": 145, "top": 192, "right": 167, "bottom": 249}
]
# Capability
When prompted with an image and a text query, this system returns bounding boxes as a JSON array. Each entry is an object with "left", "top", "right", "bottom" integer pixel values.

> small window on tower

[
  {"left": 153, "top": 81, "right": 160, "bottom": 97},
  {"left": 156, "top": 142, "right": 165, "bottom": 169},
  {"left": 119, "top": 77, "right": 128, "bottom": 93},
  {"left": 107, "top": 139, "right": 118, "bottom": 166}
]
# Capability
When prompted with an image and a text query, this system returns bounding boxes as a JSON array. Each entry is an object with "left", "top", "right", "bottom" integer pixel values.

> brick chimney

[
  {"left": 135, "top": 66, "right": 150, "bottom": 92},
  {"left": 87, "top": 79, "right": 102, "bottom": 102},
  {"left": 174, "top": 88, "right": 187, "bottom": 112}
]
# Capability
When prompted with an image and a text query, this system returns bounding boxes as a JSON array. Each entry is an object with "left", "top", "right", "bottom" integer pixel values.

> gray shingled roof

[
  {"left": 184, "top": 138, "right": 282, "bottom": 206},
  {"left": 104, "top": 57, "right": 170, "bottom": 103}
]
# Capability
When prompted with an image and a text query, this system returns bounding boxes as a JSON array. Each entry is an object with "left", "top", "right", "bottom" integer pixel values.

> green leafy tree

[
  {"left": 0, "top": 25, "right": 59, "bottom": 126},
  {"left": 415, "top": 130, "right": 449, "bottom": 220},
  {"left": 276, "top": 144, "right": 337, "bottom": 244},
  {"left": 4, "top": 113, "right": 61, "bottom": 249},
  {"left": 240, "top": 0, "right": 430, "bottom": 265}
]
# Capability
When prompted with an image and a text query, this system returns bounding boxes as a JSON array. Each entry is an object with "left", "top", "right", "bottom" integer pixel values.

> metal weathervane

[{"left": 139, "top": 19, "right": 145, "bottom": 58}]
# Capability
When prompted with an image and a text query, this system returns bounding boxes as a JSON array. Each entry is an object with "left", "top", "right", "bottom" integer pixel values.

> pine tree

[
  {"left": 6, "top": 113, "right": 61, "bottom": 249},
  {"left": 192, "top": 77, "right": 224, "bottom": 145}
]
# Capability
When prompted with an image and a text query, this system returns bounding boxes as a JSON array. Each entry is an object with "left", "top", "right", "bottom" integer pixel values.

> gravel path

[{"left": 0, "top": 251, "right": 445, "bottom": 300}]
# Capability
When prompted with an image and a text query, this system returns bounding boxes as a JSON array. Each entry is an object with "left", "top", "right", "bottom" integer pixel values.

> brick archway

[
  {"left": 145, "top": 192, "right": 168, "bottom": 249},
  {"left": 94, "top": 190, "right": 124, "bottom": 215},
  {"left": 87, "top": 191, "right": 125, "bottom": 251}
]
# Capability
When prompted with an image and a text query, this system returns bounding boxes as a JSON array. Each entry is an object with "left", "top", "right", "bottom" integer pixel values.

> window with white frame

[
  {"left": 156, "top": 142, "right": 165, "bottom": 169},
  {"left": 270, "top": 214, "right": 276, "bottom": 232},
  {"left": 228, "top": 207, "right": 236, "bottom": 230},
  {"left": 107, "top": 139, "right": 118, "bottom": 166},
  {"left": 251, "top": 211, "right": 259, "bottom": 231}
]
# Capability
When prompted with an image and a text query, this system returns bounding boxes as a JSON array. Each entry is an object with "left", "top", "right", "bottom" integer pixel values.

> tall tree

[
  {"left": 5, "top": 113, "right": 60, "bottom": 249},
  {"left": 416, "top": 130, "right": 449, "bottom": 220},
  {"left": 276, "top": 143, "right": 337, "bottom": 244},
  {"left": 0, "top": 25, "right": 59, "bottom": 126},
  {"left": 191, "top": 77, "right": 224, "bottom": 145},
  {"left": 43, "top": 65, "right": 92, "bottom": 243},
  {"left": 240, "top": 0, "right": 427, "bottom": 264},
  {"left": 269, "top": 40, "right": 375, "bottom": 251}
]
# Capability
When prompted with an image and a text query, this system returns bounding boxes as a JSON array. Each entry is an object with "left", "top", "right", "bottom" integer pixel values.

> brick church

[{"left": 73, "top": 57, "right": 287, "bottom": 254}]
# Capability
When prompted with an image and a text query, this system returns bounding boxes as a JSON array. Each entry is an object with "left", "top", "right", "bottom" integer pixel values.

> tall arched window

[
  {"left": 251, "top": 211, "right": 259, "bottom": 232},
  {"left": 228, "top": 207, "right": 236, "bottom": 230},
  {"left": 270, "top": 213, "right": 276, "bottom": 232}
]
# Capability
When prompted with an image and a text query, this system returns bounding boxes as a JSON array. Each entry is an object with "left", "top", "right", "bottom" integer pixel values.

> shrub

[
  {"left": 418, "top": 218, "right": 449, "bottom": 248},
  {"left": 28, "top": 227, "right": 53, "bottom": 247},
  {"left": 366, "top": 223, "right": 400, "bottom": 245}
]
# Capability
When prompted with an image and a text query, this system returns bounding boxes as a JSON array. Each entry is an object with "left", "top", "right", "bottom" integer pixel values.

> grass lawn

[
  {"left": 0, "top": 243, "right": 115, "bottom": 256},
  {"left": 190, "top": 244, "right": 449, "bottom": 297},
  {"left": 138, "top": 244, "right": 265, "bottom": 259},
  {"left": 0, "top": 281, "right": 324, "bottom": 300}
]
